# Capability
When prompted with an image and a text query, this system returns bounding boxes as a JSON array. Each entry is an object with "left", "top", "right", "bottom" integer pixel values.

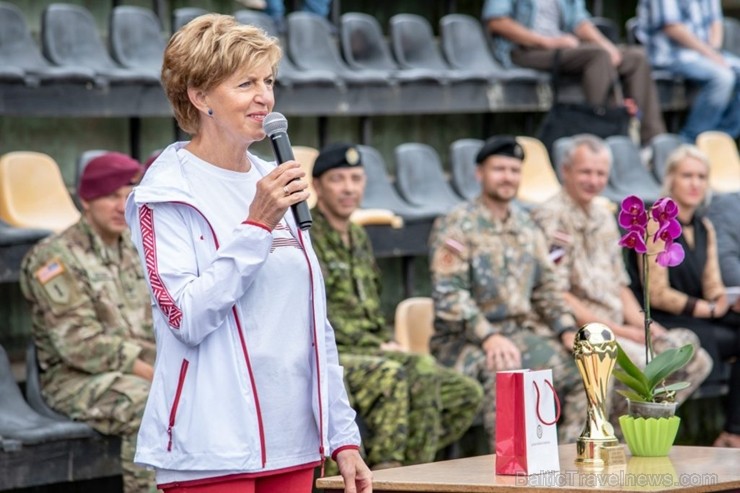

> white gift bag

[{"left": 495, "top": 369, "right": 561, "bottom": 475}]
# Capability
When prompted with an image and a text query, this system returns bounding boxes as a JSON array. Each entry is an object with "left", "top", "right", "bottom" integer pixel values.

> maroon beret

[{"left": 78, "top": 152, "right": 143, "bottom": 201}]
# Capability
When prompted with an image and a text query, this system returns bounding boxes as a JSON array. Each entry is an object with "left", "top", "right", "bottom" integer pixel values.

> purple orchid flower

[
  {"left": 619, "top": 229, "right": 647, "bottom": 253},
  {"left": 656, "top": 242, "right": 685, "bottom": 267},
  {"left": 618, "top": 195, "right": 685, "bottom": 369},
  {"left": 654, "top": 218, "right": 682, "bottom": 243},
  {"left": 618, "top": 195, "right": 648, "bottom": 231},
  {"left": 651, "top": 197, "right": 679, "bottom": 224}
]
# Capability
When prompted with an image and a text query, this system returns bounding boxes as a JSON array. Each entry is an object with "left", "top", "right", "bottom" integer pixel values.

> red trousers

[{"left": 161, "top": 467, "right": 315, "bottom": 493}]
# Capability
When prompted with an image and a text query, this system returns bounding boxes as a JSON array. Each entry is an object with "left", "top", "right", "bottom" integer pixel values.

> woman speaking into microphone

[{"left": 125, "top": 13, "right": 371, "bottom": 493}]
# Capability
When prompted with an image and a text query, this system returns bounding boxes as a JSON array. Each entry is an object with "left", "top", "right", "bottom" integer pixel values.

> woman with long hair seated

[{"left": 642, "top": 145, "right": 740, "bottom": 448}]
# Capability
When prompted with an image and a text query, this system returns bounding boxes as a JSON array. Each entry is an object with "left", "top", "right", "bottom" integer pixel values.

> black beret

[
  {"left": 312, "top": 142, "right": 363, "bottom": 178},
  {"left": 475, "top": 135, "right": 525, "bottom": 165}
]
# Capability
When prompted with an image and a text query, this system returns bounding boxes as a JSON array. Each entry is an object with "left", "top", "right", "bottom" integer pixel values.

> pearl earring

[{"left": 207, "top": 108, "right": 213, "bottom": 116}]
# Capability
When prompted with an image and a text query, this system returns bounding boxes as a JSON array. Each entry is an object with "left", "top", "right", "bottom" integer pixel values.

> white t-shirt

[
  {"left": 532, "top": 0, "right": 564, "bottom": 38},
  {"left": 156, "top": 149, "right": 318, "bottom": 484}
]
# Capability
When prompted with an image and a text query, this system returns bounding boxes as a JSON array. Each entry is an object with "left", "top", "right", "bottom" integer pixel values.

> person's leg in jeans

[
  {"left": 617, "top": 45, "right": 667, "bottom": 144},
  {"left": 715, "top": 53, "right": 740, "bottom": 138},
  {"left": 302, "top": 0, "right": 331, "bottom": 17},
  {"left": 668, "top": 55, "right": 736, "bottom": 142},
  {"left": 511, "top": 44, "right": 617, "bottom": 105}
]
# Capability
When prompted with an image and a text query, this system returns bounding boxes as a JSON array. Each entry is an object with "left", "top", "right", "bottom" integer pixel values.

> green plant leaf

[
  {"left": 616, "top": 389, "right": 648, "bottom": 402},
  {"left": 643, "top": 344, "right": 695, "bottom": 389},
  {"left": 616, "top": 343, "right": 650, "bottom": 388},
  {"left": 613, "top": 368, "right": 651, "bottom": 399},
  {"left": 653, "top": 381, "right": 691, "bottom": 395}
]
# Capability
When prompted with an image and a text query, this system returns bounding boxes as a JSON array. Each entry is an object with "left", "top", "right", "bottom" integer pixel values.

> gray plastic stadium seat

[
  {"left": 0, "top": 220, "right": 50, "bottom": 283},
  {"left": 234, "top": 9, "right": 339, "bottom": 88},
  {"left": 0, "top": 65, "right": 26, "bottom": 83},
  {"left": 0, "top": 220, "right": 49, "bottom": 248},
  {"left": 449, "top": 138, "right": 483, "bottom": 200},
  {"left": 42, "top": 3, "right": 159, "bottom": 86},
  {"left": 287, "top": 12, "right": 390, "bottom": 86},
  {"left": 0, "top": 1, "right": 96, "bottom": 87},
  {"left": 171, "top": 7, "right": 208, "bottom": 32},
  {"left": 0, "top": 344, "right": 95, "bottom": 445},
  {"left": 358, "top": 145, "right": 438, "bottom": 221},
  {"left": 551, "top": 136, "right": 572, "bottom": 180},
  {"left": 25, "top": 343, "right": 68, "bottom": 421},
  {"left": 723, "top": 17, "right": 740, "bottom": 57},
  {"left": 234, "top": 9, "right": 276, "bottom": 33},
  {"left": 439, "top": 14, "right": 545, "bottom": 83},
  {"left": 394, "top": 143, "right": 463, "bottom": 215},
  {"left": 625, "top": 17, "right": 639, "bottom": 45},
  {"left": 606, "top": 135, "right": 662, "bottom": 204},
  {"left": 650, "top": 133, "right": 683, "bottom": 183},
  {"left": 591, "top": 16, "right": 620, "bottom": 43},
  {"left": 109, "top": 6, "right": 165, "bottom": 79},
  {"left": 340, "top": 12, "right": 441, "bottom": 84},
  {"left": 76, "top": 149, "right": 108, "bottom": 192},
  {"left": 390, "top": 14, "right": 490, "bottom": 84}
]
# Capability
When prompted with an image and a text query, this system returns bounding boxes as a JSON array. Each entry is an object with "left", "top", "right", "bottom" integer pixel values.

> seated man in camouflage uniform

[
  {"left": 429, "top": 136, "right": 584, "bottom": 450},
  {"left": 531, "top": 134, "right": 712, "bottom": 424},
  {"left": 310, "top": 143, "right": 483, "bottom": 468},
  {"left": 20, "top": 153, "right": 156, "bottom": 493}
]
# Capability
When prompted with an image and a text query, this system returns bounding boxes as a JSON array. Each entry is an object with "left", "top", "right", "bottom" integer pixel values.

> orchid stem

[{"left": 642, "top": 252, "right": 654, "bottom": 365}]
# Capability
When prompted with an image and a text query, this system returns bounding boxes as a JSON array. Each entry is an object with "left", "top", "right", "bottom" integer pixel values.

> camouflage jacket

[
  {"left": 310, "top": 209, "right": 390, "bottom": 352},
  {"left": 20, "top": 218, "right": 154, "bottom": 401},
  {"left": 428, "top": 198, "right": 576, "bottom": 365},
  {"left": 532, "top": 192, "right": 630, "bottom": 324}
]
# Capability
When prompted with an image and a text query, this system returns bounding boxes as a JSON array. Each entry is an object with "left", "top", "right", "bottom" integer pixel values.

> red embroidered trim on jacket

[{"left": 140, "top": 205, "right": 183, "bottom": 329}]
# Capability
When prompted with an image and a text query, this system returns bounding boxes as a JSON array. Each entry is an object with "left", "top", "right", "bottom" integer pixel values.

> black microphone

[{"left": 262, "top": 112, "right": 312, "bottom": 230}]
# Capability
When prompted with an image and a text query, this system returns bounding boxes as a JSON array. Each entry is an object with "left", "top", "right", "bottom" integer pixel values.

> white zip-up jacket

[{"left": 125, "top": 142, "right": 360, "bottom": 473}]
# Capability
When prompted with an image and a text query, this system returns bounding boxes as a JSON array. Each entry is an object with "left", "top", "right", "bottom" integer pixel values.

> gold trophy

[{"left": 573, "top": 323, "right": 626, "bottom": 467}]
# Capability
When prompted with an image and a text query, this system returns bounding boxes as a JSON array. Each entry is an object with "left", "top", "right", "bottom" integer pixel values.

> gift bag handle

[{"left": 533, "top": 379, "right": 561, "bottom": 426}]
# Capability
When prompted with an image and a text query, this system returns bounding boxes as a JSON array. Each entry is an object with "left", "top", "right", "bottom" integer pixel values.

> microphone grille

[{"left": 263, "top": 112, "right": 288, "bottom": 137}]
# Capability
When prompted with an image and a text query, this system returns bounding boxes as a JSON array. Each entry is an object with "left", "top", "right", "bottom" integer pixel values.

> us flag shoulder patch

[
  {"left": 443, "top": 238, "right": 465, "bottom": 255},
  {"left": 35, "top": 257, "right": 65, "bottom": 285}
]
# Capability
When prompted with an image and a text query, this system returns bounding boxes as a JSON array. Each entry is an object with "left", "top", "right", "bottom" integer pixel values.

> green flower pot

[{"left": 619, "top": 415, "right": 681, "bottom": 457}]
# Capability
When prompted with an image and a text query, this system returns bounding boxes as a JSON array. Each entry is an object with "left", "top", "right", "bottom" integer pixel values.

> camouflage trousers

[
  {"left": 340, "top": 353, "right": 408, "bottom": 467},
  {"left": 341, "top": 351, "right": 483, "bottom": 466},
  {"left": 454, "top": 330, "right": 584, "bottom": 451},
  {"left": 49, "top": 373, "right": 156, "bottom": 493},
  {"left": 612, "top": 328, "right": 713, "bottom": 432}
]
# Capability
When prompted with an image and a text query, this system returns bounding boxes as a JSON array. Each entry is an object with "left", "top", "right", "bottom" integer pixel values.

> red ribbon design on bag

[{"left": 533, "top": 379, "right": 561, "bottom": 426}]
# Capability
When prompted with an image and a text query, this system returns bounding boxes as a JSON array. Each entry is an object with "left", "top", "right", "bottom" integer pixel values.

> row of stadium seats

[
  {"left": 0, "top": 2, "right": 695, "bottom": 119},
  {"left": 2, "top": 130, "right": 739, "bottom": 240},
  {"left": 279, "top": 131, "right": 740, "bottom": 231},
  {"left": 1, "top": 131, "right": 738, "bottom": 280}
]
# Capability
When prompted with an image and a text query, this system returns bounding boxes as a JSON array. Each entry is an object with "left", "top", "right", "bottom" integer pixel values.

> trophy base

[{"left": 576, "top": 438, "right": 626, "bottom": 467}]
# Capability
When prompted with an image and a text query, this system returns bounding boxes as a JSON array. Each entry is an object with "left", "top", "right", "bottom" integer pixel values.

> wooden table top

[{"left": 316, "top": 445, "right": 740, "bottom": 492}]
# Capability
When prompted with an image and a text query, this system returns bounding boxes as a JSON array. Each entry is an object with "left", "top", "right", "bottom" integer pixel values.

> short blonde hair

[
  {"left": 161, "top": 14, "right": 281, "bottom": 135},
  {"left": 661, "top": 144, "right": 712, "bottom": 206}
]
